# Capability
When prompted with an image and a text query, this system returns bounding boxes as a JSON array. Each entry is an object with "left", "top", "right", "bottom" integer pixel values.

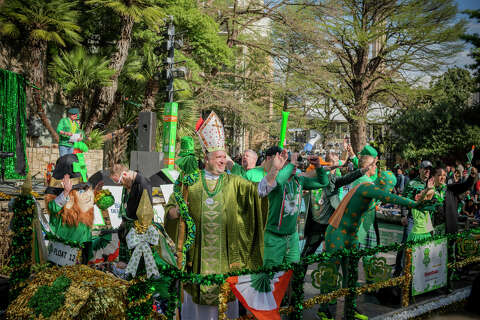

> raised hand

[
  {"left": 63, "top": 174, "right": 72, "bottom": 196},
  {"left": 272, "top": 151, "right": 288, "bottom": 171}
]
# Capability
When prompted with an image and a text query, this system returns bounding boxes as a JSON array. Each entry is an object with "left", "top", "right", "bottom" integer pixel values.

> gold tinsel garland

[
  {"left": 355, "top": 276, "right": 406, "bottom": 295},
  {"left": 0, "top": 191, "right": 41, "bottom": 200},
  {"left": 218, "top": 281, "right": 230, "bottom": 320},
  {"left": 401, "top": 248, "right": 413, "bottom": 307},
  {"left": 448, "top": 255, "right": 480, "bottom": 269},
  {"left": 128, "top": 293, "right": 152, "bottom": 308},
  {"left": 7, "top": 265, "right": 129, "bottom": 320},
  {"left": 302, "top": 288, "right": 351, "bottom": 308}
]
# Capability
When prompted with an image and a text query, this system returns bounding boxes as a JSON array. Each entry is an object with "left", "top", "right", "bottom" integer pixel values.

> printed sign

[
  {"left": 93, "top": 186, "right": 124, "bottom": 228},
  {"left": 411, "top": 237, "right": 447, "bottom": 296},
  {"left": 47, "top": 241, "right": 79, "bottom": 266}
]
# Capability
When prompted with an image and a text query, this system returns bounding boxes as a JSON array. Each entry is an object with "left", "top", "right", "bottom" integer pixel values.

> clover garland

[
  {"left": 172, "top": 170, "right": 199, "bottom": 269},
  {"left": 8, "top": 195, "right": 36, "bottom": 301}
]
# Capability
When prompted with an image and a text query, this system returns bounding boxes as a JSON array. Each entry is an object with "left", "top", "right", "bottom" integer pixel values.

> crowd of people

[{"left": 44, "top": 110, "right": 479, "bottom": 320}]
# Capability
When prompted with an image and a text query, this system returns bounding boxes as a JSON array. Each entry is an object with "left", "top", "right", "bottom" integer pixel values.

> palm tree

[
  {"left": 48, "top": 47, "right": 115, "bottom": 122},
  {"left": 0, "top": 0, "right": 81, "bottom": 141},
  {"left": 84, "top": 0, "right": 164, "bottom": 133}
]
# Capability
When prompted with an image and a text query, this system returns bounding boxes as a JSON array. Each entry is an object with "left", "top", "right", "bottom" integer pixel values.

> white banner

[
  {"left": 47, "top": 241, "right": 79, "bottom": 266},
  {"left": 93, "top": 185, "right": 124, "bottom": 228},
  {"left": 411, "top": 237, "right": 448, "bottom": 296}
]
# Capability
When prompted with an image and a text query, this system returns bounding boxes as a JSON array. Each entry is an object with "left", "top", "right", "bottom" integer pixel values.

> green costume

[
  {"left": 164, "top": 170, "right": 268, "bottom": 305},
  {"left": 351, "top": 174, "right": 378, "bottom": 249},
  {"left": 263, "top": 164, "right": 328, "bottom": 267},
  {"left": 47, "top": 196, "right": 92, "bottom": 245},
  {"left": 56, "top": 117, "right": 84, "bottom": 148},
  {"left": 245, "top": 166, "right": 267, "bottom": 183},
  {"left": 321, "top": 171, "right": 423, "bottom": 317},
  {"left": 230, "top": 163, "right": 267, "bottom": 183}
]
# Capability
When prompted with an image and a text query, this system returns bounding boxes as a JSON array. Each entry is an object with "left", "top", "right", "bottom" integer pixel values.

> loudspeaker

[{"left": 137, "top": 112, "right": 157, "bottom": 151}]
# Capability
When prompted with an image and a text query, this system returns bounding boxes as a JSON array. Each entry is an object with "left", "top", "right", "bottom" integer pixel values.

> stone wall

[{"left": 26, "top": 147, "right": 103, "bottom": 179}]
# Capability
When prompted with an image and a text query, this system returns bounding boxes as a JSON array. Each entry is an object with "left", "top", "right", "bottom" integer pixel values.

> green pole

[
  {"left": 279, "top": 111, "right": 290, "bottom": 148},
  {"left": 162, "top": 102, "right": 178, "bottom": 169}
]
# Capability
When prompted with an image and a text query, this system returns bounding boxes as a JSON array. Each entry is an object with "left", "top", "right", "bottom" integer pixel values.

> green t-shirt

[
  {"left": 245, "top": 166, "right": 267, "bottom": 183},
  {"left": 266, "top": 164, "right": 328, "bottom": 235},
  {"left": 56, "top": 117, "right": 84, "bottom": 147}
]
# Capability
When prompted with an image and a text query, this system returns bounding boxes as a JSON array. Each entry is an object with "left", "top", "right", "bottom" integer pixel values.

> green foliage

[
  {"left": 0, "top": 0, "right": 82, "bottom": 46},
  {"left": 389, "top": 68, "right": 480, "bottom": 162},
  {"left": 85, "top": 129, "right": 105, "bottom": 150},
  {"left": 28, "top": 275, "right": 72, "bottom": 318},
  {"left": 49, "top": 47, "right": 115, "bottom": 95},
  {"left": 461, "top": 9, "right": 480, "bottom": 83}
]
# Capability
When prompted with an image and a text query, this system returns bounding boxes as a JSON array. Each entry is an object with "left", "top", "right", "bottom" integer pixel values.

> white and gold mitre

[{"left": 196, "top": 111, "right": 225, "bottom": 153}]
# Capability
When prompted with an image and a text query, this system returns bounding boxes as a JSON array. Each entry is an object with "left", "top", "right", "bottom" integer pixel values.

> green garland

[
  {"left": 0, "top": 69, "right": 28, "bottom": 179},
  {"left": 8, "top": 195, "right": 36, "bottom": 301},
  {"left": 44, "top": 231, "right": 85, "bottom": 248},
  {"left": 125, "top": 227, "right": 480, "bottom": 319}
]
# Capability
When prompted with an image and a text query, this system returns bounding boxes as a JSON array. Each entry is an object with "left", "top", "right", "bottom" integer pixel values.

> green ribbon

[{"left": 72, "top": 153, "right": 87, "bottom": 182}]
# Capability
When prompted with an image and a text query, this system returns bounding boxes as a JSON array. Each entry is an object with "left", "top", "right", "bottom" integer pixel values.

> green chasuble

[
  {"left": 164, "top": 171, "right": 269, "bottom": 305},
  {"left": 48, "top": 199, "right": 92, "bottom": 245}
]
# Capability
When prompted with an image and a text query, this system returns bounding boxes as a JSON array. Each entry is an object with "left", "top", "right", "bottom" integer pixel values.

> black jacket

[{"left": 442, "top": 175, "right": 474, "bottom": 234}]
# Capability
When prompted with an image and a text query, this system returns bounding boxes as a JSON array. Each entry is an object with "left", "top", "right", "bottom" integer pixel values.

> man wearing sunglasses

[{"left": 109, "top": 164, "right": 153, "bottom": 261}]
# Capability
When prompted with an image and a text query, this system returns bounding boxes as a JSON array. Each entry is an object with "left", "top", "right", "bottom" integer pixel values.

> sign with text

[
  {"left": 47, "top": 241, "right": 79, "bottom": 266},
  {"left": 411, "top": 237, "right": 447, "bottom": 296},
  {"left": 93, "top": 186, "right": 124, "bottom": 228}
]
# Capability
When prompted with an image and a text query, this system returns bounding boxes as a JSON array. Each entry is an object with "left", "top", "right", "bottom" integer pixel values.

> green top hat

[
  {"left": 68, "top": 107, "right": 79, "bottom": 115},
  {"left": 359, "top": 145, "right": 378, "bottom": 157},
  {"left": 178, "top": 136, "right": 195, "bottom": 157}
]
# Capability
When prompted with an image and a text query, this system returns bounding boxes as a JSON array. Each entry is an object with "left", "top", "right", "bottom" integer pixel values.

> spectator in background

[
  {"left": 448, "top": 169, "right": 461, "bottom": 185},
  {"left": 394, "top": 165, "right": 406, "bottom": 194},
  {"left": 456, "top": 160, "right": 465, "bottom": 177},
  {"left": 56, "top": 108, "right": 84, "bottom": 157}
]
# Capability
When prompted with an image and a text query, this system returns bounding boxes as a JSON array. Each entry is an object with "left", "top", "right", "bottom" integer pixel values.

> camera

[{"left": 297, "top": 151, "right": 310, "bottom": 171}]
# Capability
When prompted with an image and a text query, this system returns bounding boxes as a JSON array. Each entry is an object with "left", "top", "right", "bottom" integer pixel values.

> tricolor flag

[
  {"left": 226, "top": 270, "right": 293, "bottom": 320},
  {"left": 467, "top": 146, "right": 475, "bottom": 164}
]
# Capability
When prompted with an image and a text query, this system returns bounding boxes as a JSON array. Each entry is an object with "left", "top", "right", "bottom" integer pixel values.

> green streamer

[
  {"left": 0, "top": 69, "right": 28, "bottom": 179},
  {"left": 279, "top": 111, "right": 290, "bottom": 148}
]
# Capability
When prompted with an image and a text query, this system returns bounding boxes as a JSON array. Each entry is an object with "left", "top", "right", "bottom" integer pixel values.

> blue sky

[{"left": 453, "top": 0, "right": 480, "bottom": 67}]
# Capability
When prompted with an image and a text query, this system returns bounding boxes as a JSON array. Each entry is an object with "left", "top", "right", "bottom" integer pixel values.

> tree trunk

[
  {"left": 348, "top": 117, "right": 367, "bottom": 154},
  {"left": 28, "top": 40, "right": 59, "bottom": 143},
  {"left": 84, "top": 14, "right": 135, "bottom": 133},
  {"left": 142, "top": 78, "right": 160, "bottom": 111}
]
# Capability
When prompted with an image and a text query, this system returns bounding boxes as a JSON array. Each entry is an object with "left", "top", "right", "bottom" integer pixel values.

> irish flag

[{"left": 226, "top": 270, "right": 293, "bottom": 320}]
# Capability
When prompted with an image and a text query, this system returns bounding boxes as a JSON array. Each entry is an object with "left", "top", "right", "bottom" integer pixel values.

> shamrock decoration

[
  {"left": 311, "top": 263, "right": 342, "bottom": 293},
  {"left": 364, "top": 256, "right": 392, "bottom": 283},
  {"left": 423, "top": 248, "right": 431, "bottom": 268},
  {"left": 28, "top": 275, "right": 72, "bottom": 318}
]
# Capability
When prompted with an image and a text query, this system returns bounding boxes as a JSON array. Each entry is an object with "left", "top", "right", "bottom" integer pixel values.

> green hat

[
  {"left": 359, "top": 145, "right": 378, "bottom": 157},
  {"left": 178, "top": 136, "right": 195, "bottom": 157},
  {"left": 95, "top": 189, "right": 115, "bottom": 210},
  {"left": 68, "top": 107, "right": 79, "bottom": 115},
  {"left": 176, "top": 136, "right": 198, "bottom": 175}
]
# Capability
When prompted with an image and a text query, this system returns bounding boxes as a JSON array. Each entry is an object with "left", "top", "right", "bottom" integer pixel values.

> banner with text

[{"left": 411, "top": 237, "right": 447, "bottom": 296}]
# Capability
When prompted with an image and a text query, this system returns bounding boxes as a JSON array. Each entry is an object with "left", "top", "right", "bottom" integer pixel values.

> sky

[{"left": 452, "top": 0, "right": 480, "bottom": 67}]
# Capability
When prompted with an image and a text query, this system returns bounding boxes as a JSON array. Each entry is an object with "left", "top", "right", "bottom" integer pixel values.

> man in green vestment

[{"left": 164, "top": 112, "right": 288, "bottom": 319}]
